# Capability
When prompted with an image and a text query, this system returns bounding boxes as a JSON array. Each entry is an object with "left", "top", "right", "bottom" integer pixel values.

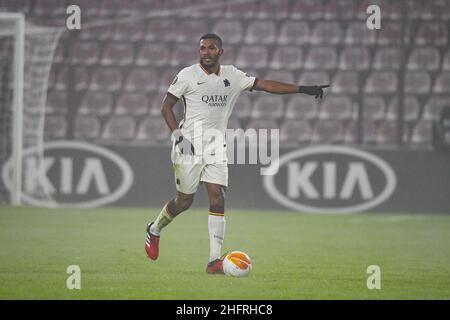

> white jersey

[{"left": 167, "top": 64, "right": 256, "bottom": 159}]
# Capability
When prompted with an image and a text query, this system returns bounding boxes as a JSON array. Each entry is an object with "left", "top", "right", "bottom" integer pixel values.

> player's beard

[{"left": 200, "top": 55, "right": 219, "bottom": 70}]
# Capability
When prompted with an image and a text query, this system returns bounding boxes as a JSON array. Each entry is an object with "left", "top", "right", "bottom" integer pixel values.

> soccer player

[{"left": 146, "top": 33, "right": 329, "bottom": 274}]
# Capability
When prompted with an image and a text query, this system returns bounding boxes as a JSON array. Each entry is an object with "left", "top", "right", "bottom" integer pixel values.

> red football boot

[
  {"left": 206, "top": 259, "right": 224, "bottom": 274},
  {"left": 145, "top": 223, "right": 160, "bottom": 260}
]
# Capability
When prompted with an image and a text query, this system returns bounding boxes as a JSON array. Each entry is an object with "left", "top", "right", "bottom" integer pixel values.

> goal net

[{"left": 0, "top": 13, "right": 62, "bottom": 206}]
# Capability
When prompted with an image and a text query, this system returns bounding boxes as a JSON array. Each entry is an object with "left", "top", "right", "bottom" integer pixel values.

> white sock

[
  {"left": 150, "top": 205, "right": 172, "bottom": 236},
  {"left": 208, "top": 213, "right": 226, "bottom": 262}
]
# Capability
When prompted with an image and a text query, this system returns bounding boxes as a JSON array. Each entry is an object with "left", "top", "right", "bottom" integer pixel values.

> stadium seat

[
  {"left": 245, "top": 21, "right": 277, "bottom": 45},
  {"left": 406, "top": 0, "right": 423, "bottom": 20},
  {"left": 136, "top": 43, "right": 170, "bottom": 67},
  {"left": 149, "top": 93, "right": 166, "bottom": 117},
  {"left": 298, "top": 71, "right": 331, "bottom": 86},
  {"left": 339, "top": 47, "right": 370, "bottom": 70},
  {"left": 78, "top": 92, "right": 113, "bottom": 116},
  {"left": 318, "top": 96, "right": 355, "bottom": 120},
  {"left": 373, "top": 48, "right": 401, "bottom": 70},
  {"left": 235, "top": 46, "right": 268, "bottom": 70},
  {"left": 257, "top": 0, "right": 289, "bottom": 20},
  {"left": 102, "top": 115, "right": 136, "bottom": 141},
  {"left": 162, "top": 0, "right": 193, "bottom": 16},
  {"left": 304, "top": 47, "right": 337, "bottom": 70},
  {"left": 364, "top": 72, "right": 398, "bottom": 94},
  {"left": 291, "top": 0, "right": 323, "bottom": 20},
  {"left": 226, "top": 118, "right": 243, "bottom": 130},
  {"left": 421, "top": 0, "right": 450, "bottom": 20},
  {"left": 74, "top": 115, "right": 101, "bottom": 139},
  {"left": 269, "top": 46, "right": 303, "bottom": 70},
  {"left": 80, "top": 24, "right": 115, "bottom": 41},
  {"left": 362, "top": 120, "right": 379, "bottom": 145},
  {"left": 377, "top": 22, "right": 406, "bottom": 46},
  {"left": 443, "top": 50, "right": 450, "bottom": 70},
  {"left": 171, "top": 44, "right": 198, "bottom": 67},
  {"left": 133, "top": 0, "right": 163, "bottom": 13},
  {"left": 136, "top": 117, "right": 171, "bottom": 144},
  {"left": 53, "top": 66, "right": 69, "bottom": 91},
  {"left": 407, "top": 47, "right": 440, "bottom": 71},
  {"left": 113, "top": 21, "right": 146, "bottom": 42},
  {"left": 68, "top": 0, "right": 101, "bottom": 18},
  {"left": 3, "top": 0, "right": 32, "bottom": 15},
  {"left": 280, "top": 120, "right": 312, "bottom": 146},
  {"left": 264, "top": 70, "right": 295, "bottom": 84},
  {"left": 433, "top": 72, "right": 450, "bottom": 93},
  {"left": 220, "top": 45, "right": 235, "bottom": 65},
  {"left": 423, "top": 97, "right": 450, "bottom": 120},
  {"left": 226, "top": 1, "right": 257, "bottom": 19},
  {"left": 331, "top": 72, "right": 359, "bottom": 94},
  {"left": 100, "top": 42, "right": 134, "bottom": 66},
  {"left": 323, "top": 0, "right": 356, "bottom": 20},
  {"left": 115, "top": 93, "right": 149, "bottom": 116},
  {"left": 212, "top": 20, "right": 244, "bottom": 45},
  {"left": 345, "top": 22, "right": 376, "bottom": 45},
  {"left": 410, "top": 120, "right": 433, "bottom": 146},
  {"left": 376, "top": 120, "right": 404, "bottom": 146},
  {"left": 251, "top": 96, "right": 285, "bottom": 119},
  {"left": 415, "top": 22, "right": 448, "bottom": 46},
  {"left": 354, "top": 0, "right": 384, "bottom": 19},
  {"left": 311, "top": 120, "right": 344, "bottom": 144},
  {"left": 52, "top": 43, "right": 65, "bottom": 64},
  {"left": 124, "top": 68, "right": 159, "bottom": 93},
  {"left": 176, "top": 20, "right": 208, "bottom": 43},
  {"left": 98, "top": 0, "right": 132, "bottom": 17},
  {"left": 89, "top": 67, "right": 122, "bottom": 92},
  {"left": 33, "top": 0, "right": 65, "bottom": 17},
  {"left": 159, "top": 68, "right": 179, "bottom": 92},
  {"left": 311, "top": 22, "right": 343, "bottom": 45},
  {"left": 70, "top": 41, "right": 100, "bottom": 65},
  {"left": 46, "top": 90, "right": 67, "bottom": 114},
  {"left": 232, "top": 95, "right": 252, "bottom": 120},
  {"left": 278, "top": 21, "right": 311, "bottom": 45},
  {"left": 362, "top": 95, "right": 386, "bottom": 121},
  {"left": 404, "top": 71, "right": 431, "bottom": 94},
  {"left": 343, "top": 119, "right": 358, "bottom": 145},
  {"left": 386, "top": 96, "right": 420, "bottom": 122},
  {"left": 246, "top": 119, "right": 278, "bottom": 131},
  {"left": 146, "top": 19, "right": 177, "bottom": 43},
  {"left": 285, "top": 96, "right": 319, "bottom": 120},
  {"left": 44, "top": 115, "right": 67, "bottom": 139}
]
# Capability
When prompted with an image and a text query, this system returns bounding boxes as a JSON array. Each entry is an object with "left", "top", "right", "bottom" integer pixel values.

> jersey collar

[{"left": 199, "top": 63, "right": 221, "bottom": 76}]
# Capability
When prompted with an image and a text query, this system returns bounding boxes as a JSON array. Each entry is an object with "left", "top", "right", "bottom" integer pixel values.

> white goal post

[
  {"left": 0, "top": 13, "right": 62, "bottom": 206},
  {"left": 0, "top": 13, "right": 24, "bottom": 206}
]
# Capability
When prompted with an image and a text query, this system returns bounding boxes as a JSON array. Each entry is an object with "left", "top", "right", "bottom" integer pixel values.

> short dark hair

[{"left": 199, "top": 33, "right": 222, "bottom": 48}]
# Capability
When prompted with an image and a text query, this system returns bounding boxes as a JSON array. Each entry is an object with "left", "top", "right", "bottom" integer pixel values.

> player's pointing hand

[
  {"left": 298, "top": 85, "right": 330, "bottom": 99},
  {"left": 172, "top": 129, "right": 195, "bottom": 155}
]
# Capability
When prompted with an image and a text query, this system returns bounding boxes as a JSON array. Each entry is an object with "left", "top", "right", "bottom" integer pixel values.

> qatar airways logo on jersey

[{"left": 201, "top": 95, "right": 228, "bottom": 107}]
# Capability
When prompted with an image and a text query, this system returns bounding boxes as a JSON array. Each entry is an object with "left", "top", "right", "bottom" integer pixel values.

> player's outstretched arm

[{"left": 253, "top": 79, "right": 330, "bottom": 99}]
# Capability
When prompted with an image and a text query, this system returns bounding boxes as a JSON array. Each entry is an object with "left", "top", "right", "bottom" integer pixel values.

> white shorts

[{"left": 171, "top": 149, "right": 228, "bottom": 195}]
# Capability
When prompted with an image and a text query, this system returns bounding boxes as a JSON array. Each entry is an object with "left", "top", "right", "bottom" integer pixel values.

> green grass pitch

[{"left": 1, "top": 206, "right": 450, "bottom": 299}]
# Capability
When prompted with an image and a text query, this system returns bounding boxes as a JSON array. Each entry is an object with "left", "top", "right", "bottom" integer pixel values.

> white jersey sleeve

[
  {"left": 167, "top": 68, "right": 193, "bottom": 99},
  {"left": 233, "top": 66, "right": 257, "bottom": 92}
]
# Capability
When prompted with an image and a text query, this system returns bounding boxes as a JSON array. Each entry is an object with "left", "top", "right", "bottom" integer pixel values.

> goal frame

[{"left": 0, "top": 12, "right": 25, "bottom": 205}]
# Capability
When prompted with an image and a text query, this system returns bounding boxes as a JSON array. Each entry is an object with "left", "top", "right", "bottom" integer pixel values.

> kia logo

[
  {"left": 2, "top": 141, "right": 133, "bottom": 208},
  {"left": 263, "top": 146, "right": 397, "bottom": 214}
]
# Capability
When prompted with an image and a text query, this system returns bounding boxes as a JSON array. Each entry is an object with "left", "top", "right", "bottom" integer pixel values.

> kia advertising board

[{"left": 2, "top": 142, "right": 450, "bottom": 213}]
